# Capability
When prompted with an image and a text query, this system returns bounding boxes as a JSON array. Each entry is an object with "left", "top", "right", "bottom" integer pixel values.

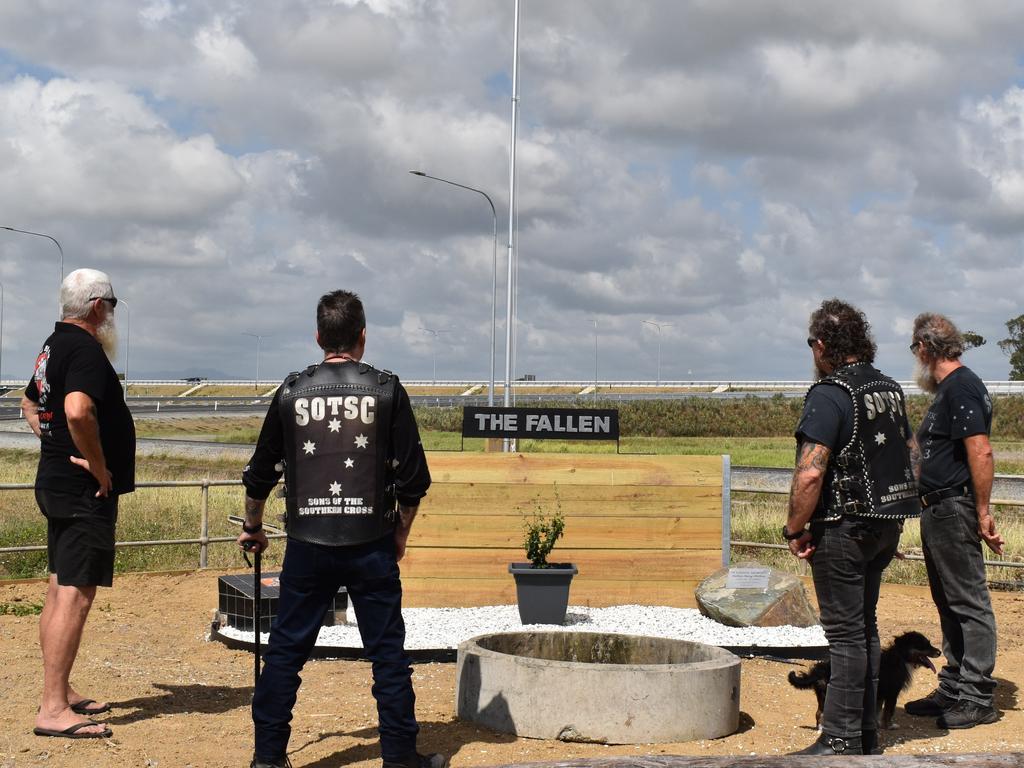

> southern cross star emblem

[
  {"left": 905, "top": 468, "right": 914, "bottom": 482},
  {"left": 874, "top": 432, "right": 887, "bottom": 446},
  {"left": 303, "top": 440, "right": 316, "bottom": 455},
  {"left": 328, "top": 418, "right": 342, "bottom": 433},
  {"left": 344, "top": 458, "right": 355, "bottom": 469},
  {"left": 329, "top": 481, "right": 343, "bottom": 495},
  {"left": 354, "top": 434, "right": 369, "bottom": 448}
]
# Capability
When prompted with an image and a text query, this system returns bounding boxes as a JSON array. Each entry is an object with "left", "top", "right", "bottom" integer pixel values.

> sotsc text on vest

[{"left": 294, "top": 395, "right": 376, "bottom": 425}]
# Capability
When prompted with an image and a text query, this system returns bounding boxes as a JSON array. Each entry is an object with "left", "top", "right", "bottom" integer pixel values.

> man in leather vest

[
  {"left": 903, "top": 313, "right": 1003, "bottom": 729},
  {"left": 237, "top": 290, "right": 441, "bottom": 768},
  {"left": 785, "top": 299, "right": 919, "bottom": 756}
]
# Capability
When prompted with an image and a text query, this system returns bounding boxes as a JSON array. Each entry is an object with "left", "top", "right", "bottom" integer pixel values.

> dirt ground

[{"left": 0, "top": 573, "right": 1022, "bottom": 768}]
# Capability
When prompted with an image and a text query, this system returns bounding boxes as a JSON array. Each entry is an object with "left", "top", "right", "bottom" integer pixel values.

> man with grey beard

[
  {"left": 20, "top": 268, "right": 135, "bottom": 740},
  {"left": 905, "top": 313, "right": 1003, "bottom": 730}
]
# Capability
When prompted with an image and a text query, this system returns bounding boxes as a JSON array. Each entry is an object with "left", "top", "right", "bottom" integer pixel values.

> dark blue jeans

[
  {"left": 252, "top": 535, "right": 418, "bottom": 762},
  {"left": 922, "top": 496, "right": 997, "bottom": 706},
  {"left": 810, "top": 516, "right": 901, "bottom": 738}
]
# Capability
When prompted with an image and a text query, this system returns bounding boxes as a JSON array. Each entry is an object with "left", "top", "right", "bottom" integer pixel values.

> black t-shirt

[
  {"left": 917, "top": 366, "right": 992, "bottom": 494},
  {"left": 243, "top": 365, "right": 431, "bottom": 507},
  {"left": 796, "top": 383, "right": 855, "bottom": 452},
  {"left": 25, "top": 323, "right": 136, "bottom": 496}
]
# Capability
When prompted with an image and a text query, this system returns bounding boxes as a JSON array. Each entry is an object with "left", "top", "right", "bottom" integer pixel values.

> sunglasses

[
  {"left": 806, "top": 337, "right": 817, "bottom": 348},
  {"left": 89, "top": 296, "right": 118, "bottom": 308},
  {"left": 910, "top": 341, "right": 921, "bottom": 352}
]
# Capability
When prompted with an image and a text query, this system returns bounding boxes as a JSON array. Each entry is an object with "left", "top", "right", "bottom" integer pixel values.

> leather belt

[{"left": 920, "top": 484, "right": 972, "bottom": 508}]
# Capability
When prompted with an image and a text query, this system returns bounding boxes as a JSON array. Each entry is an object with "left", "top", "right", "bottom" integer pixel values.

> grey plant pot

[{"left": 508, "top": 562, "right": 578, "bottom": 625}]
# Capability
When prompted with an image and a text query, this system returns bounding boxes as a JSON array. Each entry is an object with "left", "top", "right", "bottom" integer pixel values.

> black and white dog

[{"left": 788, "top": 631, "right": 942, "bottom": 730}]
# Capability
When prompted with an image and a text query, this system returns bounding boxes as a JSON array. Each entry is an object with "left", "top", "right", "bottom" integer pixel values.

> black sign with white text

[{"left": 462, "top": 407, "right": 619, "bottom": 441}]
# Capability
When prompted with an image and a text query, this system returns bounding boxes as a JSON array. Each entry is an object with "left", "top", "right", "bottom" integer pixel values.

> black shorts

[{"left": 36, "top": 489, "right": 119, "bottom": 588}]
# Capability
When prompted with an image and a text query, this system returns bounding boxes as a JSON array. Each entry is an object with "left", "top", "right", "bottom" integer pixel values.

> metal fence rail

[
  {"left": 730, "top": 468, "right": 1024, "bottom": 572},
  {"left": 0, "top": 479, "right": 284, "bottom": 567}
]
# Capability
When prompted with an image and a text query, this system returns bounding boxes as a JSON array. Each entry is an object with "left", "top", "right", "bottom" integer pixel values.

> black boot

[
  {"left": 790, "top": 732, "right": 862, "bottom": 755},
  {"left": 862, "top": 729, "right": 882, "bottom": 755}
]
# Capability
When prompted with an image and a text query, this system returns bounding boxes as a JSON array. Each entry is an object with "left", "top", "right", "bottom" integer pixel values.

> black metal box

[{"left": 217, "top": 572, "right": 348, "bottom": 633}]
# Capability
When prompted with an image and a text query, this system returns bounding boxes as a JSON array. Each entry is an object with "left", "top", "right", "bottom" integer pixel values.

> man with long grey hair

[
  {"left": 905, "top": 312, "right": 1003, "bottom": 729},
  {"left": 21, "top": 268, "right": 136, "bottom": 740}
]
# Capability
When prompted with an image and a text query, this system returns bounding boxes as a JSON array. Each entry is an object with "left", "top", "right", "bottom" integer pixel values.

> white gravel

[{"left": 216, "top": 604, "right": 826, "bottom": 652}]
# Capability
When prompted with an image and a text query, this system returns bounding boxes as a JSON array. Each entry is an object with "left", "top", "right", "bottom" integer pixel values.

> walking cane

[{"left": 242, "top": 540, "right": 262, "bottom": 683}]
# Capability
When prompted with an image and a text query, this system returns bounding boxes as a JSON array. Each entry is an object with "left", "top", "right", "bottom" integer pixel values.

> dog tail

[{"left": 788, "top": 670, "right": 817, "bottom": 689}]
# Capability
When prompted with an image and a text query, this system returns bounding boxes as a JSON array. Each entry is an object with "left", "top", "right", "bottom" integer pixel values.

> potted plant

[{"left": 508, "top": 510, "right": 578, "bottom": 625}]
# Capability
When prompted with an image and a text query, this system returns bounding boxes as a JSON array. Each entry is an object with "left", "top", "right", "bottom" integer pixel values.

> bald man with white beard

[{"left": 21, "top": 268, "right": 136, "bottom": 740}]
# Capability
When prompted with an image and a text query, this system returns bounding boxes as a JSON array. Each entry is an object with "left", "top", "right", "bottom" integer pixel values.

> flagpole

[{"left": 503, "top": 0, "right": 520, "bottom": 417}]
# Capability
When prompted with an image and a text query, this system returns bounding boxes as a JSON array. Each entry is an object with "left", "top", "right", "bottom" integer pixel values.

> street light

[
  {"left": 1, "top": 226, "right": 64, "bottom": 318},
  {"left": 409, "top": 170, "right": 498, "bottom": 406},
  {"left": 641, "top": 320, "right": 673, "bottom": 386},
  {"left": 419, "top": 327, "right": 451, "bottom": 385},
  {"left": 242, "top": 333, "right": 263, "bottom": 393},
  {"left": 0, "top": 279, "right": 4, "bottom": 385},
  {"left": 587, "top": 318, "right": 598, "bottom": 404}
]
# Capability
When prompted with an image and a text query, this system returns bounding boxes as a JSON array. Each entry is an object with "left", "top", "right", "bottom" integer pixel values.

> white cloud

[{"left": 1, "top": 1, "right": 1023, "bottom": 382}]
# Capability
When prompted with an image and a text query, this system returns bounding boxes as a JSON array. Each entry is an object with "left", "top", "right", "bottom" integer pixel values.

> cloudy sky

[{"left": 1, "top": 1, "right": 1022, "bottom": 384}]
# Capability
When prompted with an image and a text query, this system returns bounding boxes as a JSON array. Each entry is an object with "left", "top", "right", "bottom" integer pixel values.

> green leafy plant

[{"left": 523, "top": 510, "right": 565, "bottom": 568}]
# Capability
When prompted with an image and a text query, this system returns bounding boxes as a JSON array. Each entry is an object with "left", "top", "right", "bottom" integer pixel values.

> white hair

[{"left": 60, "top": 268, "right": 113, "bottom": 320}]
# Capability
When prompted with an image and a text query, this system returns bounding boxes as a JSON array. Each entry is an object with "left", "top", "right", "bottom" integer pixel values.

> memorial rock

[{"left": 695, "top": 561, "right": 819, "bottom": 628}]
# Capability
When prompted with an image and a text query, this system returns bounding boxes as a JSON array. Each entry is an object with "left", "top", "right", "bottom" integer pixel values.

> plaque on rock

[{"left": 695, "top": 560, "right": 819, "bottom": 628}]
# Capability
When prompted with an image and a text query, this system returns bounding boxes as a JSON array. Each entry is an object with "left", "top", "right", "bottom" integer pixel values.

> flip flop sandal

[
  {"left": 33, "top": 720, "right": 112, "bottom": 739},
  {"left": 70, "top": 699, "right": 111, "bottom": 715}
]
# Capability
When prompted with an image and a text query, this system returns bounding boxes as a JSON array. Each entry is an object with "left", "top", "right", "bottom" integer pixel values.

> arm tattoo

[
  {"left": 908, "top": 436, "right": 922, "bottom": 480},
  {"left": 795, "top": 441, "right": 830, "bottom": 473}
]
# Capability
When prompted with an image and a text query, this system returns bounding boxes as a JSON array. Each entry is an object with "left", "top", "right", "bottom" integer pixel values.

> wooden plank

[
  {"left": 401, "top": 578, "right": 703, "bottom": 608},
  {"left": 419, "top": 484, "right": 721, "bottom": 517},
  {"left": 422, "top": 483, "right": 720, "bottom": 502},
  {"left": 411, "top": 514, "right": 721, "bottom": 549},
  {"left": 399, "top": 547, "right": 720, "bottom": 581},
  {"left": 424, "top": 452, "right": 723, "bottom": 486},
  {"left": 494, "top": 755, "right": 1024, "bottom": 768}
]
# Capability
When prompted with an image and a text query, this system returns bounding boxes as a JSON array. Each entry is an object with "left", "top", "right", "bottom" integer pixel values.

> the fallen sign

[
  {"left": 462, "top": 406, "right": 620, "bottom": 446},
  {"left": 494, "top": 754, "right": 1024, "bottom": 768}
]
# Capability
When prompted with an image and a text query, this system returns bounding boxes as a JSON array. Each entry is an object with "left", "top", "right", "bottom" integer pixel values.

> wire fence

[{"left": 0, "top": 479, "right": 283, "bottom": 568}]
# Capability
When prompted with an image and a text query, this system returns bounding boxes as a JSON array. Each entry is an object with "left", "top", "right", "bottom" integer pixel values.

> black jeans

[
  {"left": 922, "top": 496, "right": 998, "bottom": 706},
  {"left": 252, "top": 535, "right": 418, "bottom": 762},
  {"left": 810, "top": 516, "right": 901, "bottom": 738}
]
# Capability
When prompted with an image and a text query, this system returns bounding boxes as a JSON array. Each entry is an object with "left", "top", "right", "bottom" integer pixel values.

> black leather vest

[
  {"left": 806, "top": 363, "right": 920, "bottom": 522},
  {"left": 278, "top": 361, "right": 398, "bottom": 546}
]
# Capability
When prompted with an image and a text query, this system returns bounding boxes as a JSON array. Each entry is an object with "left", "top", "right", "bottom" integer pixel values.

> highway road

[{"left": 0, "top": 390, "right": 808, "bottom": 420}]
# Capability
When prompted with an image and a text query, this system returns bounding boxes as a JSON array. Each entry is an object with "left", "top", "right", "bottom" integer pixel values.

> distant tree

[
  {"left": 962, "top": 331, "right": 986, "bottom": 351},
  {"left": 998, "top": 315, "right": 1024, "bottom": 381}
]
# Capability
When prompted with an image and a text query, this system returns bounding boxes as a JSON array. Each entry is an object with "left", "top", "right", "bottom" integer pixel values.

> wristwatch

[
  {"left": 242, "top": 522, "right": 263, "bottom": 534},
  {"left": 782, "top": 524, "right": 808, "bottom": 541}
]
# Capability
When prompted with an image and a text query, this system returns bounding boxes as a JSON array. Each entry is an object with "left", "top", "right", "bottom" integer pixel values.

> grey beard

[
  {"left": 914, "top": 359, "right": 938, "bottom": 394},
  {"left": 97, "top": 315, "right": 119, "bottom": 361},
  {"left": 812, "top": 362, "right": 827, "bottom": 381}
]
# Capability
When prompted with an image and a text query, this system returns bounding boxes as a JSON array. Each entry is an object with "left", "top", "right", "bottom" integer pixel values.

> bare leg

[{"left": 35, "top": 576, "right": 107, "bottom": 735}]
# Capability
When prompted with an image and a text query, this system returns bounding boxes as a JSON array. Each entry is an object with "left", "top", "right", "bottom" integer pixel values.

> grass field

[
  {"left": 0, "top": 449, "right": 286, "bottom": 580},
  {"left": 8, "top": 397, "right": 1024, "bottom": 584}
]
